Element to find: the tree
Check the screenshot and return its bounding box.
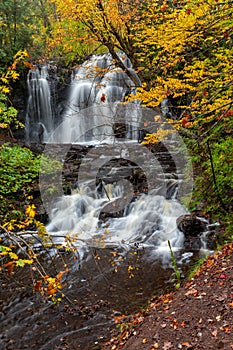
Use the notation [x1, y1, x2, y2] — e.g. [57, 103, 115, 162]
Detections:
[129, 0, 233, 225]
[0, 0, 54, 68]
[0, 50, 32, 131]
[49, 0, 233, 120]
[48, 0, 146, 76]
[131, 0, 233, 121]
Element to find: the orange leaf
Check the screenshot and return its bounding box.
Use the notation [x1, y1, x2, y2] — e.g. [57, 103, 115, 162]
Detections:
[23, 61, 35, 70]
[34, 280, 42, 292]
[172, 319, 178, 329]
[185, 288, 198, 297]
[224, 326, 230, 333]
[160, 4, 167, 11]
[182, 116, 190, 127]
[4, 261, 15, 274]
[56, 268, 68, 282]
[47, 286, 57, 295]
[181, 321, 186, 328]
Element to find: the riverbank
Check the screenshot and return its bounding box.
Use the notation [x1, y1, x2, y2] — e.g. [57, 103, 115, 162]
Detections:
[102, 242, 233, 350]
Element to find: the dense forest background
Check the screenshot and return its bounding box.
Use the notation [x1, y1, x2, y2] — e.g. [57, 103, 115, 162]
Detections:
[0, 0, 232, 255]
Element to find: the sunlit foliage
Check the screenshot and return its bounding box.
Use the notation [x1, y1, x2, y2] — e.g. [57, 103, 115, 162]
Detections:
[0, 50, 31, 129]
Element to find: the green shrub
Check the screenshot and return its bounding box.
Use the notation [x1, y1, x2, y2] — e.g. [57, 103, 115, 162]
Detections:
[0, 143, 41, 221]
[187, 115, 233, 242]
[0, 143, 62, 223]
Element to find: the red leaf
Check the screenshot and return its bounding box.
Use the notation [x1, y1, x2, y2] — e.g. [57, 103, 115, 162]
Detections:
[225, 110, 233, 117]
[100, 93, 106, 102]
[181, 113, 190, 127]
[34, 280, 42, 292]
[219, 273, 227, 279]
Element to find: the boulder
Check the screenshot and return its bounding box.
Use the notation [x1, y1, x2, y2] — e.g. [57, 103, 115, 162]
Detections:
[176, 213, 207, 237]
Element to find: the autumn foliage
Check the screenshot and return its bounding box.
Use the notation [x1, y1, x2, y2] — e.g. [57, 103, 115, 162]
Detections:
[0, 0, 232, 308]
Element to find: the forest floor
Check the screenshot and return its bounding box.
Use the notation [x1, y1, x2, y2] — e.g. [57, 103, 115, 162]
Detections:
[102, 242, 233, 350]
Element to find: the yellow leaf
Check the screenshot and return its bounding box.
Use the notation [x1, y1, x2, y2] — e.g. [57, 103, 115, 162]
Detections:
[9, 252, 18, 260]
[25, 204, 36, 218]
[7, 223, 15, 231]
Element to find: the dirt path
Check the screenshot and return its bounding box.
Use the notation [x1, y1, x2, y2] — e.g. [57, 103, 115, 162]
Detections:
[103, 242, 233, 350]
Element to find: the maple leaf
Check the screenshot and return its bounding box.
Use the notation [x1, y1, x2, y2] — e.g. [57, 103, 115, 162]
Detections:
[9, 252, 18, 260]
[160, 4, 167, 11]
[225, 110, 233, 117]
[223, 326, 230, 333]
[182, 115, 190, 127]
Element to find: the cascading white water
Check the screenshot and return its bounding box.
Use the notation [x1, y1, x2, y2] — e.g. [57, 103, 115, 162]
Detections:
[47, 186, 187, 251]
[43, 141, 190, 259]
[25, 52, 141, 143]
[48, 53, 139, 143]
[32, 52, 194, 260]
[25, 65, 57, 142]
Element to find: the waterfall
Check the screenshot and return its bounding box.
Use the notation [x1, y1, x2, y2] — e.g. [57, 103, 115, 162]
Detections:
[46, 187, 187, 251]
[25, 53, 140, 143]
[47, 53, 139, 143]
[31, 52, 195, 261]
[25, 64, 58, 143]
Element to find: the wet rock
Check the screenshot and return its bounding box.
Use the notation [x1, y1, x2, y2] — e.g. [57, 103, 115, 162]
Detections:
[177, 213, 217, 250]
[176, 214, 207, 237]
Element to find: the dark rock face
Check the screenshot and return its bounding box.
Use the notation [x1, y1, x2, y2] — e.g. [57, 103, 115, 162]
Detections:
[177, 213, 217, 250]
[176, 213, 207, 237]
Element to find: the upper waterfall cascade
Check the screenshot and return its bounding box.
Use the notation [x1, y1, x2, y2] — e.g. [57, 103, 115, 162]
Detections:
[25, 52, 141, 143]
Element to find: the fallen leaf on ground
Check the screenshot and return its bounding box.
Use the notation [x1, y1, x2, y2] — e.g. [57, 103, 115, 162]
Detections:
[163, 341, 172, 349]
[211, 329, 218, 337]
[185, 288, 198, 296]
